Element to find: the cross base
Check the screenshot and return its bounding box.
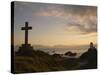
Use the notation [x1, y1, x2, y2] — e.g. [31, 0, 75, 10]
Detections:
[16, 44, 34, 56]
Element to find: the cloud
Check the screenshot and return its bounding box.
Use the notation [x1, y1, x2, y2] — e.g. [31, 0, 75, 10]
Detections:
[64, 13, 97, 34]
[61, 5, 97, 34]
[34, 5, 66, 17]
[33, 4, 97, 34]
[65, 22, 97, 34]
[35, 4, 97, 18]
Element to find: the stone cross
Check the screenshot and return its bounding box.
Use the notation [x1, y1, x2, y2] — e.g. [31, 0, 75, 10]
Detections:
[21, 22, 32, 45]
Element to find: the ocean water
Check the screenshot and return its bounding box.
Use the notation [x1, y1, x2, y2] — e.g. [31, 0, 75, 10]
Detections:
[14, 45, 88, 58]
[35, 47, 88, 57]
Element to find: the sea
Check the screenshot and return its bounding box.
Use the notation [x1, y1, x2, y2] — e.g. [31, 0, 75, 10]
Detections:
[14, 45, 89, 58]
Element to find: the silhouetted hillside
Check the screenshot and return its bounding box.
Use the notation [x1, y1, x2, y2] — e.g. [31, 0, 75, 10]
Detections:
[79, 47, 97, 69]
[14, 42, 97, 73]
[14, 47, 78, 73]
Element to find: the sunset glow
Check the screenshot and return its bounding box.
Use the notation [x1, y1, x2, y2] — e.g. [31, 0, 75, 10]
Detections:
[14, 2, 97, 48]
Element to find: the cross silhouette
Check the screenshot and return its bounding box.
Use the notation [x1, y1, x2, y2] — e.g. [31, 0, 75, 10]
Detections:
[21, 22, 32, 45]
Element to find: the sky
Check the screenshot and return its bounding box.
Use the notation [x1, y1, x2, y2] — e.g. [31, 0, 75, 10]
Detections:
[14, 1, 97, 49]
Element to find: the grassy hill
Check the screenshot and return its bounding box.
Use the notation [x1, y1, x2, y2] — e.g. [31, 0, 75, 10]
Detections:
[14, 49, 79, 73]
[13, 44, 97, 74]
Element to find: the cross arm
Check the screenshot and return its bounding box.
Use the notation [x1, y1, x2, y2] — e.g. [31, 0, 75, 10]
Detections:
[28, 27, 32, 29]
[21, 27, 32, 30]
[21, 27, 25, 30]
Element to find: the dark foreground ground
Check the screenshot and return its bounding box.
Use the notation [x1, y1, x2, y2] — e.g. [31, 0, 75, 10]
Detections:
[13, 45, 97, 74]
